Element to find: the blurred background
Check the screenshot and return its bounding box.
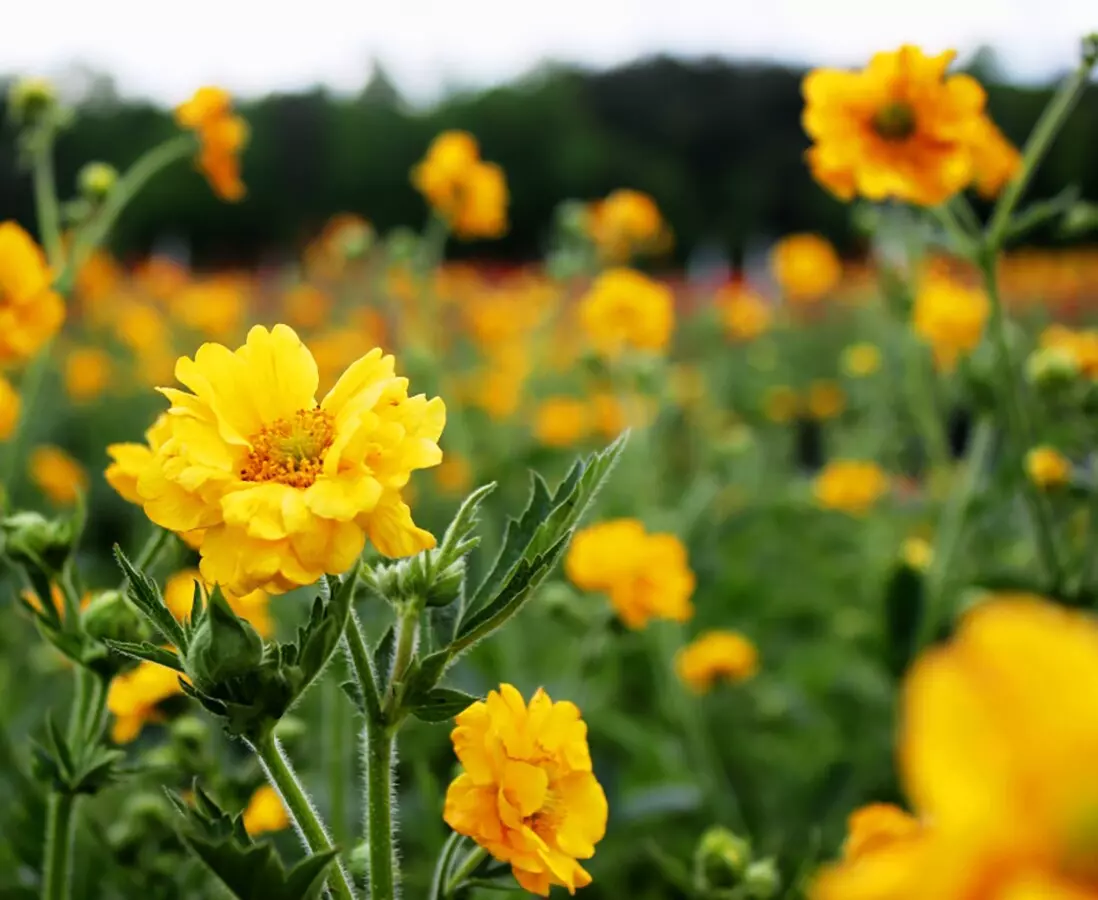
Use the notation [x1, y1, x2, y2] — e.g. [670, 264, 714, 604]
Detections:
[3, 1, 1096, 269]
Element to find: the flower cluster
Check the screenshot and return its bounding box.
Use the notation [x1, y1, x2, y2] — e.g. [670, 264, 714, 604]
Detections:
[412, 131, 509, 239]
[585, 189, 669, 262]
[175, 87, 248, 201]
[578, 268, 675, 357]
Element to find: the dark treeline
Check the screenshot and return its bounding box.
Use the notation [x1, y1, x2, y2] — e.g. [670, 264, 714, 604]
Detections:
[2, 55, 1096, 267]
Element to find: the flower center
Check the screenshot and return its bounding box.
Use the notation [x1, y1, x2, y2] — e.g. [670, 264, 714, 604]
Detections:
[872, 101, 917, 141]
[240, 408, 335, 488]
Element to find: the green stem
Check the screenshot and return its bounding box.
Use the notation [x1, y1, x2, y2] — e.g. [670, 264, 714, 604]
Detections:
[444, 846, 488, 897]
[384, 601, 421, 719]
[343, 613, 383, 721]
[429, 832, 464, 900]
[0, 346, 52, 504]
[252, 736, 355, 900]
[902, 335, 952, 475]
[364, 720, 397, 900]
[31, 126, 63, 270]
[323, 666, 349, 844]
[42, 792, 76, 900]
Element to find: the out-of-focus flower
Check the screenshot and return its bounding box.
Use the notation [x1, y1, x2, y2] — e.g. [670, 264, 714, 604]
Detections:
[64, 347, 112, 403]
[242, 785, 290, 836]
[534, 396, 590, 448]
[8, 76, 57, 126]
[970, 117, 1022, 200]
[0, 221, 65, 363]
[717, 284, 772, 341]
[133, 324, 444, 595]
[107, 660, 186, 744]
[578, 268, 674, 357]
[770, 234, 842, 304]
[282, 284, 332, 332]
[814, 460, 889, 516]
[676, 631, 759, 693]
[22, 583, 92, 619]
[0, 373, 20, 440]
[566, 519, 694, 628]
[75, 251, 123, 326]
[807, 380, 846, 421]
[171, 276, 248, 340]
[802, 46, 988, 206]
[30, 446, 88, 506]
[586, 189, 669, 262]
[443, 684, 607, 896]
[435, 454, 472, 495]
[841, 342, 882, 377]
[78, 162, 118, 201]
[114, 301, 170, 352]
[175, 86, 248, 202]
[763, 386, 801, 424]
[469, 351, 529, 421]
[1026, 446, 1071, 489]
[305, 214, 375, 278]
[134, 256, 189, 303]
[412, 131, 508, 240]
[902, 537, 934, 571]
[163, 569, 273, 638]
[1039, 325, 1098, 379]
[912, 274, 988, 370]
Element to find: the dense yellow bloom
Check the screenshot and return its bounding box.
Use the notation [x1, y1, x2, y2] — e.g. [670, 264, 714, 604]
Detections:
[717, 284, 772, 341]
[566, 519, 695, 629]
[841, 342, 882, 377]
[578, 268, 674, 356]
[106, 414, 170, 505]
[163, 568, 273, 638]
[814, 460, 889, 516]
[802, 46, 988, 206]
[64, 346, 112, 403]
[675, 631, 759, 693]
[412, 131, 509, 240]
[1026, 446, 1071, 489]
[443, 684, 608, 896]
[0, 373, 20, 440]
[0, 221, 65, 363]
[30, 446, 88, 506]
[175, 86, 248, 202]
[912, 275, 988, 370]
[815, 597, 1098, 900]
[107, 660, 185, 744]
[131, 324, 444, 595]
[586, 189, 668, 262]
[970, 117, 1022, 200]
[242, 785, 290, 836]
[282, 284, 332, 332]
[770, 234, 842, 304]
[534, 397, 590, 448]
[763, 385, 801, 424]
[807, 380, 846, 421]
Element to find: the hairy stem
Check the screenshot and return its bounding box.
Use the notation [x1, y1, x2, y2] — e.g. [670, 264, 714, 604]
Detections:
[31, 126, 63, 269]
[364, 721, 397, 900]
[42, 792, 76, 900]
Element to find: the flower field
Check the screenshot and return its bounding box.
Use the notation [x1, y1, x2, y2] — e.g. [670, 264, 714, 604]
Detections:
[3, 37, 1098, 900]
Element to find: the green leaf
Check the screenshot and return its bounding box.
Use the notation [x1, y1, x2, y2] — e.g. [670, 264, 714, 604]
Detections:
[436, 482, 498, 569]
[104, 640, 185, 672]
[1005, 183, 1080, 243]
[410, 687, 480, 723]
[373, 624, 395, 678]
[883, 563, 924, 678]
[113, 545, 187, 651]
[339, 679, 367, 717]
[402, 648, 452, 703]
[293, 573, 356, 701]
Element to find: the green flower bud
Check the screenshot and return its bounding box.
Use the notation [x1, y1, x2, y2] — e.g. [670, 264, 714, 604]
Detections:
[186, 588, 264, 686]
[347, 841, 370, 878]
[694, 826, 751, 890]
[1, 510, 78, 576]
[1026, 345, 1080, 387]
[78, 161, 118, 201]
[8, 76, 56, 126]
[425, 558, 464, 608]
[81, 590, 151, 644]
[743, 858, 781, 899]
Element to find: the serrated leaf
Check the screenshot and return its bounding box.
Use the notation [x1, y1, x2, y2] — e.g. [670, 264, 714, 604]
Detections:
[113, 545, 187, 651]
[373, 624, 395, 678]
[45, 716, 74, 779]
[105, 640, 184, 672]
[883, 564, 924, 678]
[340, 679, 367, 716]
[436, 482, 498, 570]
[403, 648, 452, 702]
[283, 849, 342, 900]
[410, 687, 480, 723]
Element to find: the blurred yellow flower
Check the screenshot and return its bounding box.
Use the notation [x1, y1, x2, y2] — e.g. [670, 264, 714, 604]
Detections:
[841, 342, 882, 377]
[675, 630, 759, 693]
[172, 276, 248, 339]
[814, 460, 889, 516]
[534, 396, 590, 448]
[586, 189, 668, 262]
[30, 445, 88, 506]
[912, 274, 988, 370]
[114, 301, 170, 352]
[717, 284, 772, 341]
[802, 46, 988, 206]
[134, 324, 444, 595]
[763, 385, 801, 424]
[0, 221, 65, 363]
[566, 519, 695, 628]
[770, 234, 841, 304]
[807, 380, 846, 420]
[838, 802, 922, 865]
[242, 785, 290, 836]
[470, 351, 529, 421]
[0, 373, 20, 440]
[175, 86, 248, 202]
[305, 214, 374, 279]
[901, 537, 934, 571]
[107, 659, 185, 744]
[134, 256, 189, 303]
[435, 454, 472, 495]
[75, 251, 123, 325]
[163, 568, 273, 638]
[1026, 446, 1071, 489]
[412, 131, 508, 240]
[1039, 324, 1098, 378]
[64, 346, 112, 403]
[970, 117, 1022, 200]
[282, 283, 332, 332]
[578, 268, 674, 356]
[22, 583, 91, 619]
[443, 684, 607, 897]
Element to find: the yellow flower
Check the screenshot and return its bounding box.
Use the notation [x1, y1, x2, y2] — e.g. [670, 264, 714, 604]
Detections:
[305, 214, 375, 278]
[807, 380, 846, 421]
[802, 46, 988, 206]
[30, 446, 88, 506]
[64, 346, 112, 403]
[106, 414, 170, 506]
[566, 519, 694, 629]
[443, 684, 608, 896]
[107, 659, 185, 744]
[717, 284, 772, 341]
[763, 386, 801, 424]
[1026, 446, 1071, 489]
[770, 234, 841, 304]
[586, 189, 668, 262]
[22, 583, 91, 619]
[912, 274, 988, 370]
[470, 352, 529, 421]
[1039, 324, 1098, 378]
[970, 117, 1022, 200]
[75, 251, 122, 325]
[814, 460, 889, 516]
[0, 221, 65, 363]
[902, 537, 934, 572]
[0, 373, 20, 440]
[172, 276, 248, 340]
[435, 454, 472, 495]
[675, 631, 759, 693]
[452, 161, 508, 240]
[814, 597, 1098, 900]
[282, 284, 332, 332]
[412, 131, 508, 240]
[175, 86, 248, 202]
[114, 301, 170, 352]
[134, 255, 189, 303]
[841, 342, 882, 377]
[534, 397, 590, 449]
[838, 802, 923, 864]
[242, 785, 290, 836]
[134, 324, 444, 595]
[578, 268, 674, 357]
[163, 568, 273, 638]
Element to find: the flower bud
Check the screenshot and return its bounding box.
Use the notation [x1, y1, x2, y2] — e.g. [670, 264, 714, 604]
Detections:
[8, 76, 56, 126]
[78, 161, 118, 201]
[347, 841, 370, 878]
[0, 510, 78, 576]
[743, 858, 781, 899]
[81, 590, 151, 644]
[1026, 345, 1080, 387]
[694, 826, 751, 890]
[186, 588, 264, 686]
[425, 558, 464, 608]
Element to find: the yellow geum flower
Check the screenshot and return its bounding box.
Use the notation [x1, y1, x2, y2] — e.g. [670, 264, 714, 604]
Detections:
[1026, 445, 1071, 489]
[586, 189, 668, 262]
[717, 283, 772, 341]
[106, 414, 171, 506]
[770, 234, 842, 305]
[30, 445, 88, 506]
[0, 373, 20, 440]
[807, 380, 846, 421]
[970, 116, 1022, 200]
[802, 46, 988, 206]
[0, 221, 65, 363]
[534, 397, 590, 449]
[443, 684, 608, 897]
[814, 460, 889, 516]
[133, 325, 444, 595]
[175, 86, 248, 202]
[64, 346, 112, 403]
[841, 342, 882, 378]
[163, 568, 273, 638]
[815, 597, 1098, 900]
[912, 274, 988, 371]
[242, 785, 290, 836]
[107, 659, 185, 744]
[675, 630, 759, 694]
[565, 519, 695, 629]
[412, 131, 509, 240]
[578, 268, 674, 357]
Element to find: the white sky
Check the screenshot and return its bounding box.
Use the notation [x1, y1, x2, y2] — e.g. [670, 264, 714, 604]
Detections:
[4, 0, 1095, 106]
